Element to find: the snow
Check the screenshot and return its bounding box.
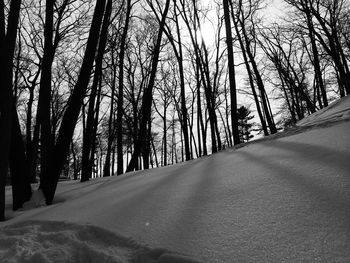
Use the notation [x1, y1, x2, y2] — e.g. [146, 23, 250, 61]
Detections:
[0, 220, 154, 263]
[22, 189, 46, 209]
[297, 95, 350, 127]
[1, 96, 350, 262]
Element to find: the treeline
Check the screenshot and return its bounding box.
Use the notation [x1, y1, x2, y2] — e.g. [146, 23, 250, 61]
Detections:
[0, 0, 349, 220]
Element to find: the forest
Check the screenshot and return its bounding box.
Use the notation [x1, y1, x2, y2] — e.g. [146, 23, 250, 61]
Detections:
[0, 0, 349, 221]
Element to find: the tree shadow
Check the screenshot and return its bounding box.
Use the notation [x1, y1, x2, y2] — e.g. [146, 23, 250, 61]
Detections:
[236, 140, 350, 214]
[260, 140, 350, 175]
[232, 118, 350, 152]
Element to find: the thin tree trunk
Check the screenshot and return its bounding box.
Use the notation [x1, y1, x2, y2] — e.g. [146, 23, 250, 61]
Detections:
[231, 11, 268, 136]
[223, 0, 240, 145]
[142, 119, 152, 169]
[151, 136, 159, 167]
[81, 0, 112, 181]
[116, 0, 132, 175]
[174, 4, 191, 161]
[244, 38, 276, 133]
[89, 76, 103, 179]
[197, 65, 206, 156]
[190, 0, 217, 153]
[201, 52, 218, 153]
[223, 75, 233, 146]
[103, 47, 117, 177]
[111, 145, 116, 176]
[71, 141, 78, 180]
[235, 6, 277, 134]
[305, 4, 328, 107]
[127, 0, 171, 172]
[163, 105, 167, 166]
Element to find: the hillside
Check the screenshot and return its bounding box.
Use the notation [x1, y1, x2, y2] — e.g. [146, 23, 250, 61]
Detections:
[1, 96, 350, 263]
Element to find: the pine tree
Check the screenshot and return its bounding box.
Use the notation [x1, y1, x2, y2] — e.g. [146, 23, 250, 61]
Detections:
[237, 106, 254, 143]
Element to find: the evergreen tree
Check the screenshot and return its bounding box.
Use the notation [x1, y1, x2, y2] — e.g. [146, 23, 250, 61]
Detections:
[237, 106, 254, 143]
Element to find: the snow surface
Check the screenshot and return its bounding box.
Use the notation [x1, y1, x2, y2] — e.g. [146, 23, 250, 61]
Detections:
[297, 95, 350, 127]
[1, 96, 350, 262]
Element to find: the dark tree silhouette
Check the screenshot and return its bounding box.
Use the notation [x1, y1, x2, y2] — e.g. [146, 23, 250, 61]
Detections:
[223, 0, 240, 145]
[40, 0, 110, 204]
[127, 0, 171, 172]
[81, 0, 113, 182]
[0, 0, 30, 220]
[232, 0, 277, 134]
[237, 106, 254, 143]
[115, 0, 133, 176]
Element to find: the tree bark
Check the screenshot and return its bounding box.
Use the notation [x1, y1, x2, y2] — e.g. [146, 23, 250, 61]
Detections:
[223, 0, 240, 145]
[174, 4, 191, 160]
[37, 0, 55, 181]
[303, 1, 328, 107]
[126, 0, 171, 172]
[40, 0, 108, 204]
[10, 104, 32, 210]
[0, 0, 22, 221]
[240, 21, 277, 134]
[116, 0, 132, 175]
[231, 8, 269, 136]
[81, 0, 112, 181]
[103, 44, 117, 177]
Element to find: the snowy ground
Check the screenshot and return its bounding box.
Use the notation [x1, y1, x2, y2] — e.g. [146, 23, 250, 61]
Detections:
[1, 96, 350, 262]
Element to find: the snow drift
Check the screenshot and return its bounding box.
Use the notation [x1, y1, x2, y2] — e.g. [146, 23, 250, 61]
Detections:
[0, 220, 200, 263]
[0, 220, 156, 263]
[1, 95, 350, 262]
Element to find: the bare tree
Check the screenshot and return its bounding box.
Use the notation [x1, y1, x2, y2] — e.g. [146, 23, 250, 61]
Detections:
[231, 0, 277, 134]
[222, 0, 240, 145]
[115, 0, 134, 175]
[127, 0, 171, 172]
[81, 0, 114, 181]
[285, 0, 349, 96]
[40, 0, 110, 204]
[0, 0, 30, 220]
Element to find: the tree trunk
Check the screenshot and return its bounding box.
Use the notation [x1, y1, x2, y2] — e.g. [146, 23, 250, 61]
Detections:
[40, 0, 108, 204]
[81, 0, 112, 181]
[163, 105, 167, 166]
[0, 0, 22, 221]
[200, 41, 218, 152]
[142, 120, 152, 170]
[223, 0, 240, 145]
[308, 1, 350, 96]
[10, 104, 32, 210]
[111, 145, 116, 175]
[197, 64, 207, 156]
[116, 0, 132, 175]
[233, 2, 277, 134]
[37, 0, 55, 181]
[25, 70, 40, 183]
[151, 136, 159, 167]
[223, 75, 233, 146]
[127, 0, 171, 172]
[200, 47, 218, 153]
[174, 5, 191, 161]
[103, 46, 117, 177]
[71, 141, 79, 180]
[231, 10, 269, 136]
[304, 4, 328, 107]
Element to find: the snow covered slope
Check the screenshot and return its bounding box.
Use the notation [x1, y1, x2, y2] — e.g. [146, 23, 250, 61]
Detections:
[297, 95, 350, 127]
[1, 96, 350, 262]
